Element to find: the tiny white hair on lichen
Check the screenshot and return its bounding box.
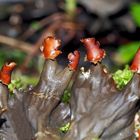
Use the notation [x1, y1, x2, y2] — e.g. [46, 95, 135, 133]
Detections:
[80, 67, 91, 79]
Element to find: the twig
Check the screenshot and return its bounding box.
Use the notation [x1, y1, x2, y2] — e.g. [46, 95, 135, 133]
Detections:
[0, 34, 34, 54]
[20, 13, 66, 40]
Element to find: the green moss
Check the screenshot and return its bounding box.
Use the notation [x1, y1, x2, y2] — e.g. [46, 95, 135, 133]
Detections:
[8, 79, 23, 93]
[8, 73, 38, 94]
[113, 65, 133, 89]
[59, 122, 70, 133]
[61, 89, 71, 103]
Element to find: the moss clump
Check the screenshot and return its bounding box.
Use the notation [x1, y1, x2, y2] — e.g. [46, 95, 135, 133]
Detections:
[113, 65, 133, 89]
[61, 89, 71, 103]
[8, 79, 23, 93]
[59, 122, 70, 133]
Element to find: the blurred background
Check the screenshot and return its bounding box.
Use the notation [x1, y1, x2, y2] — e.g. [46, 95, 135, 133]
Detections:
[0, 0, 140, 75]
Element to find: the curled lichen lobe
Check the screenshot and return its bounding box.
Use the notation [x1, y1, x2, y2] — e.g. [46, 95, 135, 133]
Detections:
[68, 50, 80, 71]
[41, 36, 62, 60]
[130, 48, 140, 73]
[0, 62, 16, 85]
[81, 38, 105, 64]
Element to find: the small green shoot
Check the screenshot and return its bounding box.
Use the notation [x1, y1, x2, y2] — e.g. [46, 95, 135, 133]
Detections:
[65, 0, 77, 18]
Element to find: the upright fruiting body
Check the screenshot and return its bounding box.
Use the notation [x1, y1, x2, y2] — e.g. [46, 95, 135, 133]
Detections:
[23, 36, 80, 140]
[68, 50, 80, 71]
[41, 36, 62, 60]
[0, 62, 16, 85]
[81, 38, 105, 64]
[130, 48, 140, 73]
